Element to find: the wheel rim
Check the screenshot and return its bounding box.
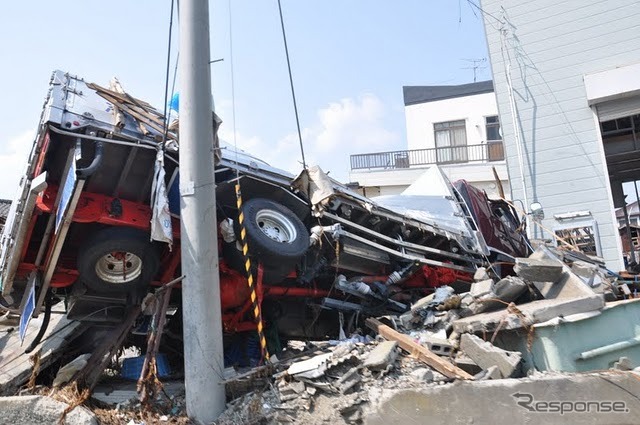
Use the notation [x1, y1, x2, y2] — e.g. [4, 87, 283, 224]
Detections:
[254, 209, 298, 244]
[95, 251, 143, 284]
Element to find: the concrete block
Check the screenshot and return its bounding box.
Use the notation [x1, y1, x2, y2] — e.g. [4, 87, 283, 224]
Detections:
[364, 341, 398, 371]
[454, 354, 482, 376]
[410, 367, 434, 383]
[524, 246, 596, 300]
[420, 336, 453, 357]
[493, 276, 528, 300]
[470, 276, 528, 314]
[514, 257, 564, 282]
[474, 364, 501, 380]
[335, 366, 361, 394]
[0, 395, 97, 425]
[571, 260, 599, 286]
[470, 279, 494, 298]
[279, 381, 306, 402]
[460, 334, 522, 378]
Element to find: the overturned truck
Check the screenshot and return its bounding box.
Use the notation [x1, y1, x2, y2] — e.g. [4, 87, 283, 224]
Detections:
[0, 71, 529, 357]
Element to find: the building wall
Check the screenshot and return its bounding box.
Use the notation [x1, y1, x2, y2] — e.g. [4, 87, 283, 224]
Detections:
[405, 92, 499, 151]
[480, 0, 640, 270]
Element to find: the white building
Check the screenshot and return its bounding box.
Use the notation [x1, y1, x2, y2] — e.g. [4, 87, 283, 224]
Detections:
[349, 81, 510, 198]
[479, 0, 640, 270]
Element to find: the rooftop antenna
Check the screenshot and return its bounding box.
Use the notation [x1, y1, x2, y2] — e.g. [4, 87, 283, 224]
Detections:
[461, 58, 487, 82]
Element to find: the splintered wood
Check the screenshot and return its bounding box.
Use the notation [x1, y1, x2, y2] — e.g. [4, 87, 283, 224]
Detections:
[365, 318, 473, 380]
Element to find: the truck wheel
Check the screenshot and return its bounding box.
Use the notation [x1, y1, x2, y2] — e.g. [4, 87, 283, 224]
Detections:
[77, 227, 160, 294]
[240, 198, 309, 264]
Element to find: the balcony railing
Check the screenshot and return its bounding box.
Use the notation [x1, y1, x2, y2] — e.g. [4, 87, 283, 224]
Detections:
[350, 142, 504, 171]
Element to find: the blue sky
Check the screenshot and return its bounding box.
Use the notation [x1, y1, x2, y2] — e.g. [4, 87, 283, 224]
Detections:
[0, 0, 489, 198]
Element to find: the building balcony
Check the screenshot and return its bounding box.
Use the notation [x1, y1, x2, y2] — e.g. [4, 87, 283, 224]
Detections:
[350, 142, 504, 171]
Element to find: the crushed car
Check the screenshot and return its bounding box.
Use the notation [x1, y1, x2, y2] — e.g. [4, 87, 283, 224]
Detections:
[0, 71, 530, 359]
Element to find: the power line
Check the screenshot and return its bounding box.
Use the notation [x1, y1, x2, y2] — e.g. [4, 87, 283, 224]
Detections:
[277, 0, 307, 170]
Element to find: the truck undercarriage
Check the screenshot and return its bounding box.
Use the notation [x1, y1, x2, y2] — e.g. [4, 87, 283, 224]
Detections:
[0, 71, 530, 357]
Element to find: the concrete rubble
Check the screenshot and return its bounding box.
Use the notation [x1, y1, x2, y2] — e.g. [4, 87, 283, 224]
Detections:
[212, 245, 640, 422]
[0, 395, 98, 425]
[460, 334, 522, 378]
[2, 242, 640, 423]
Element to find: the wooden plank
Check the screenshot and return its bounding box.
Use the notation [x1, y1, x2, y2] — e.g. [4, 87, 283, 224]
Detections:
[95, 91, 166, 135]
[87, 82, 157, 112]
[0, 312, 85, 395]
[88, 82, 166, 126]
[72, 306, 140, 390]
[365, 318, 473, 380]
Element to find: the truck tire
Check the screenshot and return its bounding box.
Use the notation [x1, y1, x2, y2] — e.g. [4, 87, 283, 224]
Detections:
[239, 198, 309, 270]
[77, 227, 160, 294]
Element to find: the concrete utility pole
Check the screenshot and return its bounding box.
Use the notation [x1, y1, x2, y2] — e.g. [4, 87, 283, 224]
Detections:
[178, 0, 225, 422]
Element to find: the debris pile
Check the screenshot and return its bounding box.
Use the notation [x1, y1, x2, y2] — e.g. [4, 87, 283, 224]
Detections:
[213, 245, 640, 423]
[2, 243, 640, 423]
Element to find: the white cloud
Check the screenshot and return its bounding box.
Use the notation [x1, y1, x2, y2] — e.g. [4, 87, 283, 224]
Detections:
[0, 130, 34, 199]
[220, 94, 401, 183]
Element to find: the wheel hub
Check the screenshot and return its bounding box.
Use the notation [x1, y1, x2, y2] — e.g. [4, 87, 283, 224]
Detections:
[255, 209, 297, 244]
[95, 251, 143, 284]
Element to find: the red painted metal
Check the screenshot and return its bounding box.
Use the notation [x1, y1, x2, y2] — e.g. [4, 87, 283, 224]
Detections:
[36, 185, 181, 238]
[16, 263, 78, 288]
[263, 286, 329, 297]
[219, 261, 252, 309]
[401, 265, 473, 289]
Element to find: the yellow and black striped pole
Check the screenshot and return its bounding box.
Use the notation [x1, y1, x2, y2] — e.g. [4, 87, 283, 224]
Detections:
[235, 183, 270, 362]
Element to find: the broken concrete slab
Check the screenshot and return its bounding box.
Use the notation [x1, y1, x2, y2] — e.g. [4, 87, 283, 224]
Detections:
[474, 364, 501, 380]
[363, 341, 398, 371]
[571, 260, 602, 287]
[453, 294, 605, 334]
[460, 334, 521, 378]
[453, 354, 482, 376]
[419, 335, 453, 357]
[0, 395, 97, 424]
[365, 372, 640, 425]
[514, 257, 564, 283]
[526, 246, 597, 300]
[493, 276, 528, 300]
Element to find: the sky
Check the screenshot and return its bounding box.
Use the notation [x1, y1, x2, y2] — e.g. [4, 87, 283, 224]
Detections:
[0, 0, 490, 199]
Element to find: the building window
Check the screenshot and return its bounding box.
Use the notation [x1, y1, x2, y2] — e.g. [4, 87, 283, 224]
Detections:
[554, 223, 601, 257]
[485, 115, 504, 161]
[485, 116, 501, 141]
[434, 120, 467, 163]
